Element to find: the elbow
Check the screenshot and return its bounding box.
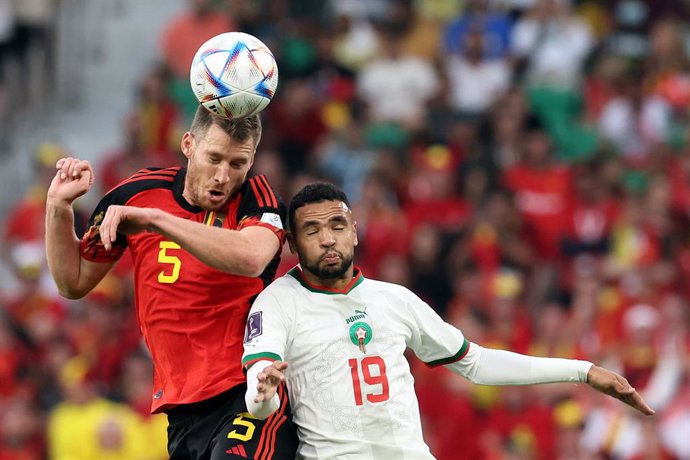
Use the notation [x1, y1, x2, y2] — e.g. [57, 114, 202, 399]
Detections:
[236, 253, 269, 278]
[56, 284, 88, 300]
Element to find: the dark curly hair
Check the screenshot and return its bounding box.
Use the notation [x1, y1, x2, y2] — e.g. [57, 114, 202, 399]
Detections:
[288, 183, 351, 232]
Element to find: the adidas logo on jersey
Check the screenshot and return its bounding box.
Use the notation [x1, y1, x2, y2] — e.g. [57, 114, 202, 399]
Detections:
[226, 444, 247, 457]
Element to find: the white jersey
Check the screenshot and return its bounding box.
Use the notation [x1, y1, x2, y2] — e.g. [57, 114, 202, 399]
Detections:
[242, 267, 469, 460]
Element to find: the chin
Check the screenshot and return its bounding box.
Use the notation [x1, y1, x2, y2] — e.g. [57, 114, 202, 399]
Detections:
[203, 201, 227, 212]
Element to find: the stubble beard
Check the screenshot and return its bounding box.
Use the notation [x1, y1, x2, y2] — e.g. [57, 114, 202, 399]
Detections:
[302, 253, 354, 280]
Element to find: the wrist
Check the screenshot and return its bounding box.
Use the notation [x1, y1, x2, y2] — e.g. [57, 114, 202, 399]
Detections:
[46, 196, 74, 209]
[585, 363, 598, 384]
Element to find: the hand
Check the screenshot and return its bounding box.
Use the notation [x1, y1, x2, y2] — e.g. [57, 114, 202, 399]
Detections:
[47, 157, 95, 205]
[100, 205, 157, 250]
[587, 365, 655, 416]
[254, 361, 288, 404]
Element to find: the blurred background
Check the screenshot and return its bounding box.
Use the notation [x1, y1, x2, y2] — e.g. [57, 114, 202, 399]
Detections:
[1, 0, 690, 458]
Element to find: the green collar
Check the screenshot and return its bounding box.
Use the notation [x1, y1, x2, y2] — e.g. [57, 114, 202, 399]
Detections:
[287, 266, 364, 295]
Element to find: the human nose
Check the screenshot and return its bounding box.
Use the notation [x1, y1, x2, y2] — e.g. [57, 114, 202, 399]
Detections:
[319, 229, 335, 247]
[213, 164, 230, 184]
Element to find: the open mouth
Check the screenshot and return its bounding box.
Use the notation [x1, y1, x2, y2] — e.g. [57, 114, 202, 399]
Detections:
[207, 190, 226, 203]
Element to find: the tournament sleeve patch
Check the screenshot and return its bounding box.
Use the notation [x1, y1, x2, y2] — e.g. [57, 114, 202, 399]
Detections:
[244, 311, 263, 343]
[260, 212, 283, 230]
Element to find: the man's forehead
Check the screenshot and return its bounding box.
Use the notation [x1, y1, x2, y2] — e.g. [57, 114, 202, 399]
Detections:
[297, 200, 351, 219]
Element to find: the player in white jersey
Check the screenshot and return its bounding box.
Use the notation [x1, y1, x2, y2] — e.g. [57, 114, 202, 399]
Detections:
[242, 183, 654, 460]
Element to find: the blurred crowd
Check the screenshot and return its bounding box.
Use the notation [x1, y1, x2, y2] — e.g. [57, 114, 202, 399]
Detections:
[2, 0, 690, 458]
[0, 0, 57, 148]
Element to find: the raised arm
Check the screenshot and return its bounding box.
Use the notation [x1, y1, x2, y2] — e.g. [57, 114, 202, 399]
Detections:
[45, 158, 114, 299]
[98, 206, 281, 277]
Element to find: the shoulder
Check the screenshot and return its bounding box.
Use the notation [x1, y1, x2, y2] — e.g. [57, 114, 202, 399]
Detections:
[256, 275, 299, 302]
[253, 274, 301, 311]
[360, 278, 416, 301]
[264, 272, 302, 295]
[105, 167, 181, 203]
[240, 175, 284, 208]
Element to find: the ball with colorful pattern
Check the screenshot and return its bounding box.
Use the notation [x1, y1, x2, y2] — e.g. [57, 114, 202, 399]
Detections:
[190, 32, 279, 119]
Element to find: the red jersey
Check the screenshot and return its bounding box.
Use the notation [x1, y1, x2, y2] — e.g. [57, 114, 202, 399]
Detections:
[79, 167, 286, 413]
[503, 164, 573, 260]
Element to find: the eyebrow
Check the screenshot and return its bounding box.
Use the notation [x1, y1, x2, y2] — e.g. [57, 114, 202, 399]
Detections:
[300, 215, 348, 229]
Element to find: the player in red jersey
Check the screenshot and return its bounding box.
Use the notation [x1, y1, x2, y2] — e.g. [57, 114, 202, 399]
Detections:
[45, 106, 298, 460]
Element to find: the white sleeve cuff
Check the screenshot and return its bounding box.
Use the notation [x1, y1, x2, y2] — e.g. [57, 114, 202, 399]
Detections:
[245, 360, 281, 420]
[447, 342, 593, 385]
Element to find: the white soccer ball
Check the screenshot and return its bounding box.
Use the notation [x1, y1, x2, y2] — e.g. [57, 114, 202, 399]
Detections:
[190, 32, 279, 119]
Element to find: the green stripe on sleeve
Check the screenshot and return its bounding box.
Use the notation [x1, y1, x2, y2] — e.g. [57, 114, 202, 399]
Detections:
[242, 352, 283, 367]
[425, 338, 470, 368]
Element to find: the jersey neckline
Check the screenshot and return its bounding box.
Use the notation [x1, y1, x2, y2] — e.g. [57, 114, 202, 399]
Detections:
[287, 266, 364, 295]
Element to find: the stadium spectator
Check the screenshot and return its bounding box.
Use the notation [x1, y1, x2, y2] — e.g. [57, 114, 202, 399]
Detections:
[135, 65, 183, 162]
[511, 0, 594, 90]
[598, 72, 671, 163]
[160, 0, 234, 120]
[160, 0, 233, 80]
[98, 112, 162, 195]
[357, 28, 440, 128]
[446, 29, 511, 116]
[443, 0, 513, 59]
[503, 113, 573, 261]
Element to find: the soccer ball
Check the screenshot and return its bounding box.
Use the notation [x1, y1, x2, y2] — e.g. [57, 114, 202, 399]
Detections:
[190, 32, 279, 119]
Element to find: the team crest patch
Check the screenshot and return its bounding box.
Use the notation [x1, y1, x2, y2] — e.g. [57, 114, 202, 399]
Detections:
[244, 311, 263, 343]
[349, 321, 372, 353]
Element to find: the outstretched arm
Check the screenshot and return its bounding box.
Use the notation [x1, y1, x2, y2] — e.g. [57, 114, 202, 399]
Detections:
[450, 344, 654, 416]
[45, 158, 114, 299]
[244, 360, 287, 420]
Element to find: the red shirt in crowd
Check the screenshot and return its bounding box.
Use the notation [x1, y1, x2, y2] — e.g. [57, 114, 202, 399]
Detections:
[504, 165, 573, 260]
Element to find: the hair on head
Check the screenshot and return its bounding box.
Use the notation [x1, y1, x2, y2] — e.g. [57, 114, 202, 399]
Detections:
[288, 183, 350, 232]
[190, 106, 262, 146]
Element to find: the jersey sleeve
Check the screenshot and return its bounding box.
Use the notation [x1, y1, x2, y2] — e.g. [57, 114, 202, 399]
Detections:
[79, 190, 129, 263]
[242, 289, 292, 368]
[402, 287, 470, 367]
[236, 175, 287, 245]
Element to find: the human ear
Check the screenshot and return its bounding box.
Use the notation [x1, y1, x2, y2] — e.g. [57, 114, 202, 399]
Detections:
[180, 132, 194, 159]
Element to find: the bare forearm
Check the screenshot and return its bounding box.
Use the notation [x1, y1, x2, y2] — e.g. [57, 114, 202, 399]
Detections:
[45, 200, 84, 298]
[149, 210, 266, 276]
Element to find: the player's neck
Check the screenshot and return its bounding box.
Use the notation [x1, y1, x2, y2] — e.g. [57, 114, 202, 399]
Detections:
[301, 266, 355, 291]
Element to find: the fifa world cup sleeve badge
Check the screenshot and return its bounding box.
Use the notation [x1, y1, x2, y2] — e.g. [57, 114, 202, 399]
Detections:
[349, 322, 373, 354]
